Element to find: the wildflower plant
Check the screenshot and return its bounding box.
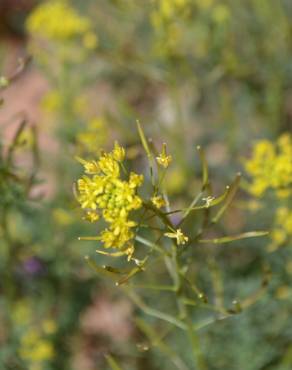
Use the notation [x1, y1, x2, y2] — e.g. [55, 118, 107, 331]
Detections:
[76, 122, 269, 368]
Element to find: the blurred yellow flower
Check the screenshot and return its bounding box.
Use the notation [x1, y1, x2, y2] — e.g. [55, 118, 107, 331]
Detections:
[151, 195, 166, 209]
[41, 90, 62, 113]
[26, 0, 91, 41]
[269, 207, 292, 251]
[112, 141, 126, 162]
[244, 134, 292, 197]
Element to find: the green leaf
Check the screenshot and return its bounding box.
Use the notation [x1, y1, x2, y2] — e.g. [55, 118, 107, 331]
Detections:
[198, 231, 269, 244]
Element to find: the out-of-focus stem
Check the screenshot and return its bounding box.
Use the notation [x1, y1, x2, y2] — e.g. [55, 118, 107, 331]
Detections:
[170, 244, 208, 370]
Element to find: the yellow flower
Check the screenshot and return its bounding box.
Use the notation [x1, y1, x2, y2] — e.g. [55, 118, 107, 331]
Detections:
[84, 211, 100, 223]
[41, 90, 62, 113]
[77, 143, 143, 256]
[99, 219, 136, 249]
[269, 206, 292, 251]
[76, 157, 100, 174]
[151, 195, 166, 208]
[98, 153, 120, 177]
[156, 143, 172, 168]
[26, 0, 91, 41]
[77, 176, 103, 210]
[112, 141, 126, 162]
[244, 134, 292, 197]
[165, 228, 189, 245]
[129, 172, 144, 188]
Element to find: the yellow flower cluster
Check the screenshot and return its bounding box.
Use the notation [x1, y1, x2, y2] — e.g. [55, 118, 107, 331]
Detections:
[12, 300, 56, 370]
[26, 0, 92, 41]
[244, 134, 292, 197]
[270, 207, 292, 251]
[19, 329, 55, 367]
[77, 142, 143, 259]
[156, 143, 172, 168]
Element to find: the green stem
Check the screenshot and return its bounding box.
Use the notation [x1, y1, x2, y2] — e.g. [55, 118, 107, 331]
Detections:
[170, 244, 208, 370]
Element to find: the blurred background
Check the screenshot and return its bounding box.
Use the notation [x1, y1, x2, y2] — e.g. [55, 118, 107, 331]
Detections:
[0, 0, 292, 369]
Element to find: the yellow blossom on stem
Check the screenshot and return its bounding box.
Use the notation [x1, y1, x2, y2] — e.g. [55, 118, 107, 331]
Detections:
[84, 211, 100, 223]
[112, 141, 126, 162]
[156, 143, 172, 168]
[151, 195, 166, 209]
[165, 228, 189, 245]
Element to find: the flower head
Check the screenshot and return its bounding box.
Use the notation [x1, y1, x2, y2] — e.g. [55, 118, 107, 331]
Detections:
[165, 228, 189, 245]
[26, 0, 91, 41]
[112, 141, 126, 162]
[156, 143, 172, 168]
[244, 134, 292, 197]
[76, 143, 143, 258]
[151, 195, 166, 209]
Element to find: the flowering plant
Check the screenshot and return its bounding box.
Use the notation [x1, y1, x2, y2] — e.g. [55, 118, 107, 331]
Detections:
[76, 122, 269, 368]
